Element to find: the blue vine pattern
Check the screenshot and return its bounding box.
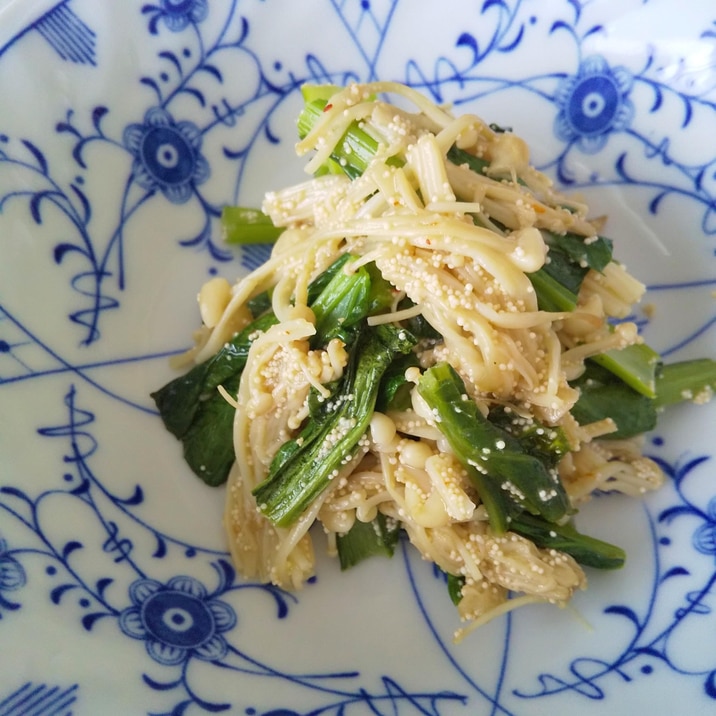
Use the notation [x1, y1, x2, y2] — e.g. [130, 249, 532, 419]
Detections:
[0, 383, 466, 714]
[510, 446, 716, 704]
[1, 0, 715, 713]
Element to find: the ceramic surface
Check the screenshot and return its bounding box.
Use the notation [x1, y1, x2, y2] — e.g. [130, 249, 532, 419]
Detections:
[1, 1, 715, 714]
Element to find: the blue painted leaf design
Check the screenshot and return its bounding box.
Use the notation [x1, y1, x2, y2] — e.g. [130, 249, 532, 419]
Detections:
[675, 455, 710, 483]
[681, 95, 693, 128]
[212, 559, 235, 591]
[29, 190, 60, 224]
[21, 139, 48, 174]
[696, 166, 705, 190]
[153, 534, 167, 558]
[269, 586, 291, 619]
[140, 76, 162, 101]
[69, 476, 91, 495]
[658, 504, 698, 523]
[92, 106, 109, 132]
[0, 486, 33, 504]
[234, 15, 249, 45]
[566, 0, 582, 20]
[61, 540, 83, 559]
[615, 152, 629, 180]
[634, 645, 665, 660]
[222, 145, 246, 159]
[142, 673, 184, 691]
[96, 578, 113, 597]
[660, 566, 690, 582]
[146, 13, 161, 35]
[72, 141, 89, 169]
[0, 592, 22, 611]
[456, 32, 478, 58]
[199, 64, 223, 83]
[604, 604, 642, 628]
[81, 611, 111, 631]
[584, 24, 604, 39]
[499, 24, 524, 52]
[180, 87, 206, 107]
[50, 583, 77, 605]
[116, 484, 144, 506]
[159, 51, 183, 77]
[649, 190, 668, 215]
[71, 183, 91, 224]
[550, 20, 574, 36]
[705, 669, 716, 699]
[650, 84, 663, 112]
[264, 122, 280, 144]
[482, 0, 508, 12]
[192, 694, 231, 713]
[55, 119, 81, 138]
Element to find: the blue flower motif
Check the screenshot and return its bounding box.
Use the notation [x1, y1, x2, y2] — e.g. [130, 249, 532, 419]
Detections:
[0, 537, 26, 594]
[118, 576, 236, 666]
[143, 0, 209, 33]
[554, 55, 634, 154]
[693, 497, 716, 556]
[123, 107, 210, 204]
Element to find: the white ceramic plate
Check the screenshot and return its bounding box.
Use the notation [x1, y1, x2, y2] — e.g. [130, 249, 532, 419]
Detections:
[1, 1, 715, 714]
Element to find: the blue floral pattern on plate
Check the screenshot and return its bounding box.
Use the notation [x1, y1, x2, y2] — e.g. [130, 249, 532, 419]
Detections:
[0, 1, 714, 714]
[124, 107, 210, 204]
[554, 55, 634, 153]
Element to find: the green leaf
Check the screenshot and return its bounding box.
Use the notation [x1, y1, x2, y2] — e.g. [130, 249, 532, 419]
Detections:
[488, 406, 571, 470]
[446, 572, 465, 605]
[542, 230, 613, 273]
[336, 513, 401, 570]
[254, 324, 417, 526]
[221, 206, 283, 245]
[654, 358, 716, 408]
[570, 361, 657, 439]
[511, 512, 625, 570]
[417, 363, 571, 532]
[591, 342, 661, 398]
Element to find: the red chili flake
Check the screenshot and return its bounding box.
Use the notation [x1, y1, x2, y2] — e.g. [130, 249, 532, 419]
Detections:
[323, 103, 333, 112]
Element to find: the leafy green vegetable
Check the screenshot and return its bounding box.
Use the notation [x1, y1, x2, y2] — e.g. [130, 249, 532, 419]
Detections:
[446, 573, 466, 605]
[542, 230, 613, 274]
[653, 358, 716, 408]
[571, 361, 657, 439]
[152, 311, 279, 441]
[591, 342, 661, 399]
[375, 352, 420, 413]
[298, 99, 384, 179]
[336, 512, 401, 570]
[446, 145, 491, 176]
[528, 264, 581, 312]
[417, 362, 572, 533]
[397, 297, 442, 341]
[253, 323, 417, 526]
[529, 231, 614, 312]
[510, 512, 625, 570]
[151, 254, 389, 487]
[488, 406, 571, 470]
[310, 260, 395, 347]
[572, 356, 716, 440]
[221, 206, 283, 245]
[301, 83, 342, 104]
